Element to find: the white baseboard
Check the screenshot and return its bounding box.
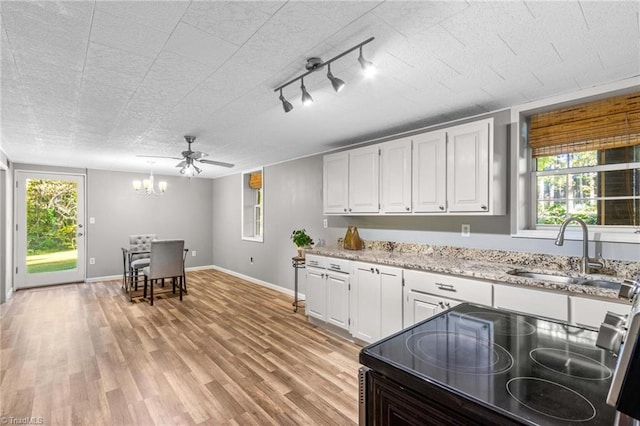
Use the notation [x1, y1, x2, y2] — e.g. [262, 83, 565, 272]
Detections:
[85, 265, 216, 284]
[212, 265, 305, 300]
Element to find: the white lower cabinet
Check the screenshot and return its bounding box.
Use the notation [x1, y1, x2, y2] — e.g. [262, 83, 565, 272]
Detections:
[350, 262, 403, 344]
[326, 270, 349, 329]
[305, 256, 350, 330]
[493, 284, 569, 322]
[306, 266, 327, 321]
[405, 291, 461, 326]
[403, 269, 492, 327]
[570, 296, 630, 329]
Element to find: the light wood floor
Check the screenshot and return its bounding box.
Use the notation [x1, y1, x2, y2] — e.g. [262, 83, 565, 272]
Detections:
[0, 270, 362, 425]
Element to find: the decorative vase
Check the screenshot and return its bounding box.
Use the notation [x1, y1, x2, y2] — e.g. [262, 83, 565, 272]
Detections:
[297, 247, 305, 259]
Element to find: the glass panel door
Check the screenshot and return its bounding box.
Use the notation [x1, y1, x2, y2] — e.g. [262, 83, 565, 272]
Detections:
[15, 172, 85, 288]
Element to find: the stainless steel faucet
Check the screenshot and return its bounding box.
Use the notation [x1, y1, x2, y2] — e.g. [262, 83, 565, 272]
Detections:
[555, 216, 603, 274]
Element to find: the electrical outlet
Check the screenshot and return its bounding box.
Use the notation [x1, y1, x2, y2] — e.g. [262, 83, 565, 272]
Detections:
[191, 250, 196, 257]
[461, 224, 471, 237]
[89, 217, 95, 224]
[323, 219, 328, 228]
[89, 257, 95, 265]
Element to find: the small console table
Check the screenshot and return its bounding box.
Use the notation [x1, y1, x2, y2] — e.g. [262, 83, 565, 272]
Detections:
[291, 256, 305, 312]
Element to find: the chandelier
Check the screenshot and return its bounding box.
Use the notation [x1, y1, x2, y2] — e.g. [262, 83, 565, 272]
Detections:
[132, 170, 166, 196]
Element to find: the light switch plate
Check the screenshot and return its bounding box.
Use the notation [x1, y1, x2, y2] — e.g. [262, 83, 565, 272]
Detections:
[461, 224, 471, 237]
[192, 250, 196, 257]
[323, 219, 328, 228]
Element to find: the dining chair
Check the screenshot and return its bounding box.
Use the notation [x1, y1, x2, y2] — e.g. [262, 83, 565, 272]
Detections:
[142, 239, 185, 305]
[126, 234, 156, 291]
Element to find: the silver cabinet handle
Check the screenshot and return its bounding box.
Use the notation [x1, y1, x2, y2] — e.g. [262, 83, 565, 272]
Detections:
[348, 208, 352, 212]
[436, 282, 456, 292]
[481, 205, 488, 210]
[405, 207, 410, 211]
[439, 205, 445, 210]
[344, 208, 347, 212]
[78, 232, 83, 237]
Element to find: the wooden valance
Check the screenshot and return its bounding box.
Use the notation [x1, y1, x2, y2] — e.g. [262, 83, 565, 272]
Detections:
[529, 92, 640, 157]
[249, 171, 262, 189]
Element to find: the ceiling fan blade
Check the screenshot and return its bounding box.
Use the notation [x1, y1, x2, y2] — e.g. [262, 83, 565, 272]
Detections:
[137, 154, 182, 160]
[189, 151, 208, 160]
[198, 159, 235, 168]
[175, 160, 186, 168]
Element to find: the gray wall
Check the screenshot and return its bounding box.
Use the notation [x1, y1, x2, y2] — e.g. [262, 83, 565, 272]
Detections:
[212, 155, 347, 292]
[87, 169, 214, 278]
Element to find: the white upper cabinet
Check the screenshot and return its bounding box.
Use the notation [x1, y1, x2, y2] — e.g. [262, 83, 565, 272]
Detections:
[323, 116, 505, 215]
[381, 137, 412, 213]
[447, 119, 491, 213]
[323, 152, 349, 214]
[323, 145, 379, 214]
[412, 130, 447, 213]
[348, 145, 380, 213]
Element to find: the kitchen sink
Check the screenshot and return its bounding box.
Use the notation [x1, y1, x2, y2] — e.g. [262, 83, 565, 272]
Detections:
[507, 270, 621, 289]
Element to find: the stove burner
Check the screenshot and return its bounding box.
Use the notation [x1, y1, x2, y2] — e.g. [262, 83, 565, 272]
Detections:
[406, 331, 513, 375]
[506, 377, 596, 422]
[530, 348, 612, 380]
[460, 311, 535, 336]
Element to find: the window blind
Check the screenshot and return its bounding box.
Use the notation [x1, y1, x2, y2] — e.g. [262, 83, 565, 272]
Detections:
[529, 92, 640, 158]
[249, 171, 262, 189]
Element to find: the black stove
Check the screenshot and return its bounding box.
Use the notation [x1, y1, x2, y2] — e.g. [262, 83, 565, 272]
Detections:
[360, 303, 619, 425]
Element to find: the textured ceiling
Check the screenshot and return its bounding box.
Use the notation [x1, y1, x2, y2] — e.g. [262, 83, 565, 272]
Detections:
[1, 1, 639, 178]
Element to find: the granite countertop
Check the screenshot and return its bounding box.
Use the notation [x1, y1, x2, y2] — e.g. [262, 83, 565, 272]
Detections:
[308, 245, 631, 300]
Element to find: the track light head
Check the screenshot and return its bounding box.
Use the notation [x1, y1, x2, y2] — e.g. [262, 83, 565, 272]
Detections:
[279, 90, 293, 113]
[327, 64, 345, 93]
[300, 79, 313, 106]
[358, 46, 376, 77]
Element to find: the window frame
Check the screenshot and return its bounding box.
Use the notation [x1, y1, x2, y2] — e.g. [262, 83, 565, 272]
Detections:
[510, 79, 640, 244]
[241, 168, 264, 243]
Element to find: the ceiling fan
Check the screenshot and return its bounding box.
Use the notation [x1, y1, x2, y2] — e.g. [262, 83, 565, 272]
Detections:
[138, 135, 234, 176]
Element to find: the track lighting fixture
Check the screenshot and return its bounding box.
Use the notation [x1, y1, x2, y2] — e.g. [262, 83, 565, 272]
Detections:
[279, 89, 293, 113]
[273, 37, 375, 113]
[327, 64, 345, 93]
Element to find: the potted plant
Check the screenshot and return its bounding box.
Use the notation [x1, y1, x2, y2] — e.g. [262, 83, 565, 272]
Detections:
[291, 229, 314, 258]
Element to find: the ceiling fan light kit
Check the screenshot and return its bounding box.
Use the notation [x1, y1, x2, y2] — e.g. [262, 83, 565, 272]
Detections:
[273, 37, 375, 113]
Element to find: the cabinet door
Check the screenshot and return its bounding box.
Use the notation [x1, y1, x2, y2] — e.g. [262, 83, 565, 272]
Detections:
[306, 267, 326, 321]
[447, 119, 490, 212]
[352, 265, 382, 343]
[405, 291, 441, 327]
[326, 272, 349, 330]
[380, 266, 403, 338]
[381, 138, 412, 213]
[412, 130, 447, 213]
[323, 152, 349, 214]
[348, 145, 380, 213]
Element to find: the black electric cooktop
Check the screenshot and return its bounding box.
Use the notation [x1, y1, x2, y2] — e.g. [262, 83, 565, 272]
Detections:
[360, 303, 618, 425]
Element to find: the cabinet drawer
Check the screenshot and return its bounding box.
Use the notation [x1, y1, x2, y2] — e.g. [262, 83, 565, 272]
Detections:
[305, 255, 326, 269]
[570, 296, 631, 329]
[404, 269, 492, 305]
[494, 284, 568, 322]
[326, 258, 350, 273]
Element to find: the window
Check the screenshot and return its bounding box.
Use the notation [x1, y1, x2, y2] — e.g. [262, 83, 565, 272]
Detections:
[241, 169, 263, 242]
[527, 91, 640, 231]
